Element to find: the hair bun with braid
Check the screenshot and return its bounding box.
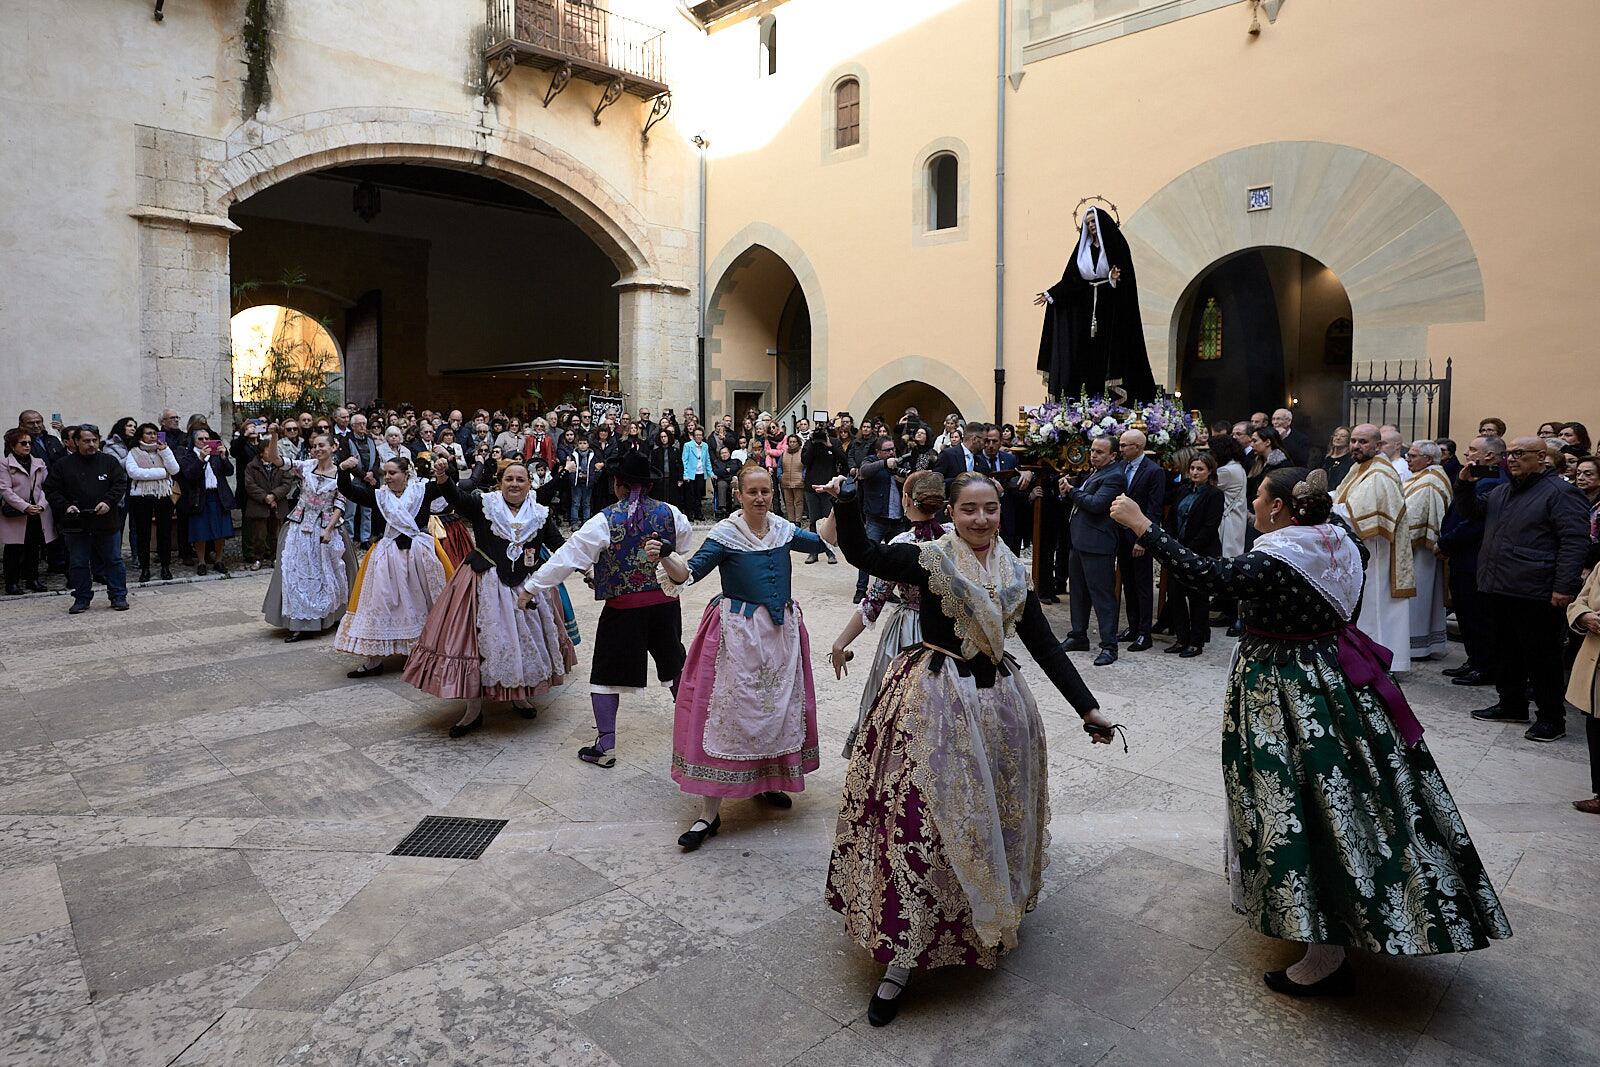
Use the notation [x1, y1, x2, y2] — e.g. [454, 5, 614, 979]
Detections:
[1288, 467, 1333, 525]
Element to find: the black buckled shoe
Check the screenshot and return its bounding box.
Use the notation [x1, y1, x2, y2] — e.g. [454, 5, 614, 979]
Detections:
[1092, 648, 1117, 667]
[1263, 960, 1355, 998]
[677, 815, 720, 851]
[1179, 645, 1204, 659]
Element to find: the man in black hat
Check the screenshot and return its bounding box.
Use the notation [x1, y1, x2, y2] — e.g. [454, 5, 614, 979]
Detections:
[519, 449, 692, 768]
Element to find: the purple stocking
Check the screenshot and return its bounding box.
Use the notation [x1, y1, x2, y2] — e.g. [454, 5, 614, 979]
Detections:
[590, 693, 619, 751]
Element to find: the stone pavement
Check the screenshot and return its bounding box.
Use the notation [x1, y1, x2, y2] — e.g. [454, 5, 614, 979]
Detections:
[1, 561, 1596, 1066]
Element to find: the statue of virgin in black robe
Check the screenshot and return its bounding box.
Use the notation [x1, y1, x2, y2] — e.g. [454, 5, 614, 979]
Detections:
[1034, 207, 1156, 403]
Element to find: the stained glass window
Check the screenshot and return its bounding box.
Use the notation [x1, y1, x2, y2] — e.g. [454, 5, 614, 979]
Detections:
[1198, 296, 1222, 361]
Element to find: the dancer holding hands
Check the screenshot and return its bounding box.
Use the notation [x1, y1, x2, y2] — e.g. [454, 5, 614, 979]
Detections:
[816, 470, 1115, 1026]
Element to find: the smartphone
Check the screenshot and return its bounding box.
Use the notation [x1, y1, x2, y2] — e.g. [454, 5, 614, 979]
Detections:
[157, 431, 167, 445]
[50, 413, 61, 425]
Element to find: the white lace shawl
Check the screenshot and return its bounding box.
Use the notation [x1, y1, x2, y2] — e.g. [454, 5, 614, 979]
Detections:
[481, 490, 548, 561]
[1251, 523, 1364, 623]
[375, 478, 428, 541]
[705, 511, 795, 552]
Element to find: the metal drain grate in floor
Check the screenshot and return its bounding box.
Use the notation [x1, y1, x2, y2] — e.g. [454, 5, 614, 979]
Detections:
[389, 816, 508, 860]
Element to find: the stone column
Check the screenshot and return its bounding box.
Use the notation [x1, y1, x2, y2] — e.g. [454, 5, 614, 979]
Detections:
[616, 281, 697, 415]
[133, 125, 237, 427]
[134, 212, 237, 426]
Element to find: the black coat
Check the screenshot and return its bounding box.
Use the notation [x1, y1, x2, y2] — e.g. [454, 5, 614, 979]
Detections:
[43, 451, 128, 533]
[1279, 428, 1313, 468]
[176, 450, 236, 516]
[932, 444, 979, 489]
[1459, 468, 1590, 600]
[1119, 456, 1166, 548]
[1173, 482, 1224, 557]
[801, 437, 843, 485]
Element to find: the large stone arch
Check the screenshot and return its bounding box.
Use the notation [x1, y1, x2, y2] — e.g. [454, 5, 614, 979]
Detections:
[704, 223, 830, 418]
[135, 108, 695, 423]
[203, 109, 660, 280]
[1123, 141, 1485, 385]
[845, 355, 987, 425]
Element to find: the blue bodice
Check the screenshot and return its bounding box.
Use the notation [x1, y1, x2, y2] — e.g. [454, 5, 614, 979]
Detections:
[686, 530, 826, 624]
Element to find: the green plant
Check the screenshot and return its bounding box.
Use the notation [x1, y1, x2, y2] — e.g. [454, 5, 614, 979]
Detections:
[242, 0, 273, 119]
[230, 272, 342, 424]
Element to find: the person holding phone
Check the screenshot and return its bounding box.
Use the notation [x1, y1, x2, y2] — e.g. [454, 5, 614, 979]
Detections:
[177, 428, 235, 576]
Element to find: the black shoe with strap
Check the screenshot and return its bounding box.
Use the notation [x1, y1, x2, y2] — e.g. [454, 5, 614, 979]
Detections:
[347, 662, 385, 679]
[1093, 648, 1117, 667]
[578, 732, 617, 768]
[677, 814, 720, 851]
[1263, 960, 1355, 998]
[867, 976, 907, 1027]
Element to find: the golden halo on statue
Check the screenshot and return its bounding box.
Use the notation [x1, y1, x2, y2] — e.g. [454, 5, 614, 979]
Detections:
[1072, 196, 1121, 229]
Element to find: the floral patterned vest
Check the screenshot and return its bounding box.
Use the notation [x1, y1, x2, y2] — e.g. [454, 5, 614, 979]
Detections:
[592, 498, 675, 600]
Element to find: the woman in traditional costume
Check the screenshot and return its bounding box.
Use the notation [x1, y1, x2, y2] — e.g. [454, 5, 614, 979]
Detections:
[262, 429, 359, 642]
[1108, 467, 1512, 996]
[824, 470, 948, 757]
[404, 460, 575, 737]
[817, 471, 1115, 1027]
[649, 463, 827, 850]
[333, 456, 453, 679]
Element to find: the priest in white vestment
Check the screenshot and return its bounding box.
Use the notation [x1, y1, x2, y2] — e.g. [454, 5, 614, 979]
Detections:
[1403, 440, 1453, 660]
[1334, 425, 1416, 671]
[1381, 425, 1412, 482]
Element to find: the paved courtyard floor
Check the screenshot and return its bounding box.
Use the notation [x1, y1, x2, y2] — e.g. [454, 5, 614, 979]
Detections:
[1, 559, 1596, 1066]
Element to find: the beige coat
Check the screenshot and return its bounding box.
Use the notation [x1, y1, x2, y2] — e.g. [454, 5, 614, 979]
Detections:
[1566, 565, 1600, 715]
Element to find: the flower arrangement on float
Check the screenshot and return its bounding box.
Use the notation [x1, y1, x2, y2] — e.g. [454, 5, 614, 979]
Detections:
[1015, 391, 1198, 471]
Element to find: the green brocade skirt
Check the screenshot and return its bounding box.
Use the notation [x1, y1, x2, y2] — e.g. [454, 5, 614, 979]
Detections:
[1223, 635, 1512, 954]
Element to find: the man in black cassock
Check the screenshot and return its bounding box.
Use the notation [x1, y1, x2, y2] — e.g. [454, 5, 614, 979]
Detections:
[1034, 207, 1157, 403]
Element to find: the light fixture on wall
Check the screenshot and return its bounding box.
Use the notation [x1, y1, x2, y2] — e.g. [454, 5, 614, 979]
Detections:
[1248, 0, 1262, 35]
[352, 180, 381, 223]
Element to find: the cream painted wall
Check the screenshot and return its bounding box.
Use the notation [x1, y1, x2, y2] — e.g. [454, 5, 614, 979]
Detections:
[696, 0, 1598, 438]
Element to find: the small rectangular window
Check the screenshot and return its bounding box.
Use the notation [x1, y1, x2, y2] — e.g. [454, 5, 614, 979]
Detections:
[835, 79, 860, 149]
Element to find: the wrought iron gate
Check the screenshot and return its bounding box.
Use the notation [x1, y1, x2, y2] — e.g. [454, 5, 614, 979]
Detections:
[1342, 358, 1453, 442]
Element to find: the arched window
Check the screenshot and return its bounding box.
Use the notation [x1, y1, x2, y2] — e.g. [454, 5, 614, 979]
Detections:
[834, 78, 860, 149]
[927, 153, 957, 231]
[758, 15, 777, 77]
[1198, 296, 1222, 361]
[1324, 316, 1353, 366]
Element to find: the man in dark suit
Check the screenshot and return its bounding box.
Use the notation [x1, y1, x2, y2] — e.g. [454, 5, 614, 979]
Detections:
[1272, 408, 1313, 467]
[933, 426, 983, 491]
[978, 424, 1027, 553]
[852, 436, 906, 601]
[1060, 436, 1125, 666]
[1116, 429, 1164, 651]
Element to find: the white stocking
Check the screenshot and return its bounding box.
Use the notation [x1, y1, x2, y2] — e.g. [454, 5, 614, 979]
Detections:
[699, 797, 722, 825]
[364, 655, 383, 670]
[1285, 943, 1346, 985]
[456, 698, 483, 728]
[877, 963, 910, 1001]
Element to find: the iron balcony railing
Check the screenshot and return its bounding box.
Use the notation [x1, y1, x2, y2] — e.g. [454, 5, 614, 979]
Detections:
[487, 0, 667, 91]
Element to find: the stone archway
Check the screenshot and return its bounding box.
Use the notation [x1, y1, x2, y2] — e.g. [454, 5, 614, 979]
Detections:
[704, 223, 830, 419]
[1122, 141, 1485, 388]
[845, 355, 987, 425]
[133, 108, 693, 422]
